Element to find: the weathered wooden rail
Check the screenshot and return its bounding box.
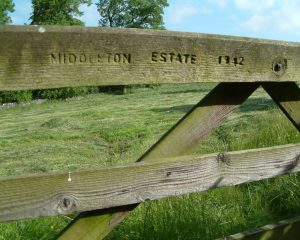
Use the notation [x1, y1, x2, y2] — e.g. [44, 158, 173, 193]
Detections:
[221, 216, 300, 240]
[0, 25, 300, 240]
[1, 25, 300, 90]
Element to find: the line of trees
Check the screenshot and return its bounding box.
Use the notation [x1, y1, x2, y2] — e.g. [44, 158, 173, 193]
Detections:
[0, 0, 168, 103]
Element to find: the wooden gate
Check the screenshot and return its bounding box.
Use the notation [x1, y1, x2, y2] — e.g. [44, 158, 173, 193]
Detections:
[0, 25, 299, 239]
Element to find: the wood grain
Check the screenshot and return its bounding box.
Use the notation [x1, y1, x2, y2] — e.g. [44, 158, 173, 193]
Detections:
[221, 216, 300, 240]
[58, 82, 259, 239]
[262, 82, 300, 131]
[1, 25, 300, 90]
[1, 144, 299, 223]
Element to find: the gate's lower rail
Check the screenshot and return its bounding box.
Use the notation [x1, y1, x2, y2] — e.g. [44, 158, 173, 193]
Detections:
[221, 216, 300, 240]
[1, 143, 299, 223]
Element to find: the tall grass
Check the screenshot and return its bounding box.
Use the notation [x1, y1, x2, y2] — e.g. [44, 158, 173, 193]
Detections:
[107, 174, 300, 240]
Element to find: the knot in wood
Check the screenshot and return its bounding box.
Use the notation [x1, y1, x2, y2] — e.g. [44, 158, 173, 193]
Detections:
[217, 153, 231, 166]
[57, 196, 77, 213]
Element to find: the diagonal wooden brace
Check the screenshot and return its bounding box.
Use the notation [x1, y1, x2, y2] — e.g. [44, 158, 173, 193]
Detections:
[262, 82, 300, 131]
[57, 82, 260, 240]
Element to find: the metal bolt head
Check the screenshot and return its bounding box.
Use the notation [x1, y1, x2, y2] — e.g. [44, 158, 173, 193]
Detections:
[272, 58, 287, 76]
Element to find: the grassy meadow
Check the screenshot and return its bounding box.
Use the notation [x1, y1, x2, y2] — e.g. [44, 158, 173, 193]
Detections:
[0, 83, 299, 239]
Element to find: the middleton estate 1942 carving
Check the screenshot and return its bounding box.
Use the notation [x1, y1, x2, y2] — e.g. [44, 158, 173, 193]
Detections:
[51, 52, 132, 64]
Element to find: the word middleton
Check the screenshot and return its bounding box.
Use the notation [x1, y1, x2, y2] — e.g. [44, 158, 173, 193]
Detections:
[50, 52, 131, 64]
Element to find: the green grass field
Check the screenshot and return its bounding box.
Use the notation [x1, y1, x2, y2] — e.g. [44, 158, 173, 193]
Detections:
[0, 83, 299, 239]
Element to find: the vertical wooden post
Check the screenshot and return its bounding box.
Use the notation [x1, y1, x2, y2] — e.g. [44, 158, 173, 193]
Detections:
[58, 83, 260, 240]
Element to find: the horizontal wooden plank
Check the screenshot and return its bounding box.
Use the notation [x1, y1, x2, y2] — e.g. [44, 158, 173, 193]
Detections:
[0, 144, 299, 222]
[0, 25, 300, 90]
[221, 216, 300, 240]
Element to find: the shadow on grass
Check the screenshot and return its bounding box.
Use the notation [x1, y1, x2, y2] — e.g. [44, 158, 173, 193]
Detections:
[161, 88, 211, 95]
[160, 83, 217, 95]
[151, 98, 275, 115]
[151, 104, 194, 113]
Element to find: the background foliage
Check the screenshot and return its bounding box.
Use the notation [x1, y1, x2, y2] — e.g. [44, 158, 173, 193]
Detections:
[0, 0, 14, 24]
[97, 0, 168, 29]
[30, 0, 91, 25]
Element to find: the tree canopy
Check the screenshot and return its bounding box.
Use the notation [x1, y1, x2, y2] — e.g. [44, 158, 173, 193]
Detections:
[30, 0, 91, 25]
[0, 0, 14, 24]
[97, 0, 168, 29]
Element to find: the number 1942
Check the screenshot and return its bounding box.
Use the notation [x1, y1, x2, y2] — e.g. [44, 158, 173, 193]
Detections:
[218, 56, 244, 66]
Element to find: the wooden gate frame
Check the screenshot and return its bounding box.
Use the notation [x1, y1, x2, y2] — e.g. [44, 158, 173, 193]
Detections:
[57, 82, 300, 239]
[0, 26, 299, 240]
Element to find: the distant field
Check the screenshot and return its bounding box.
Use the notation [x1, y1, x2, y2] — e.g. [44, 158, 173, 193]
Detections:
[0, 83, 299, 239]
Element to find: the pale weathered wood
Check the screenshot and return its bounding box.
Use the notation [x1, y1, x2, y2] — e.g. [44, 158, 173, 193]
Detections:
[0, 25, 300, 90]
[221, 216, 300, 240]
[58, 82, 259, 239]
[1, 144, 299, 223]
[262, 82, 300, 131]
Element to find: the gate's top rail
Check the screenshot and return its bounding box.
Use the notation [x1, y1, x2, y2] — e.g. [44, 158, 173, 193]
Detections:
[0, 25, 299, 90]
